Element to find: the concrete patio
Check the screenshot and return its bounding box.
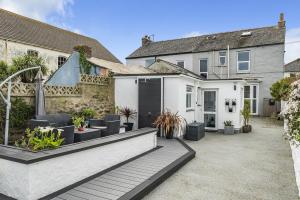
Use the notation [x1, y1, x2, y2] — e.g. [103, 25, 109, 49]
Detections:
[143, 118, 299, 200]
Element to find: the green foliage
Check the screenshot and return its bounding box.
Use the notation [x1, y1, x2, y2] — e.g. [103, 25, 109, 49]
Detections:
[224, 120, 233, 126]
[74, 45, 92, 74]
[241, 100, 251, 126]
[15, 128, 64, 152]
[12, 54, 48, 83]
[0, 61, 11, 81]
[0, 98, 34, 130]
[72, 116, 85, 128]
[270, 77, 297, 101]
[81, 108, 96, 119]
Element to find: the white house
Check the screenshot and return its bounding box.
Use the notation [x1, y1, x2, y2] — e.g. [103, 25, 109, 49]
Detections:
[126, 14, 286, 116]
[115, 59, 246, 135]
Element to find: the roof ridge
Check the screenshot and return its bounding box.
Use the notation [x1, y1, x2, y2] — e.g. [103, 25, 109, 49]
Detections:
[285, 58, 300, 66]
[149, 25, 278, 44]
[0, 8, 96, 41]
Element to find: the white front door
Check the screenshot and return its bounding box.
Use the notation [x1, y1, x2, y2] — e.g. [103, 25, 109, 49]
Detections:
[203, 90, 217, 130]
[244, 84, 259, 115]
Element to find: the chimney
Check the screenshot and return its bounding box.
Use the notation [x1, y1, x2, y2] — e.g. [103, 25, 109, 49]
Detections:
[142, 35, 152, 47]
[278, 13, 286, 28]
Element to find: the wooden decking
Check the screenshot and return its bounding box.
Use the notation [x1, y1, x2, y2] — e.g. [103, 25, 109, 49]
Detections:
[51, 139, 194, 200]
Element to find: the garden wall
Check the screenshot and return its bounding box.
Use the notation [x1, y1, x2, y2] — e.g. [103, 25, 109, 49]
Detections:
[1, 75, 115, 118]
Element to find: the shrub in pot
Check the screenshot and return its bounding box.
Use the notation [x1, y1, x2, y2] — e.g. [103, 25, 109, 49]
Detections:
[224, 120, 234, 135]
[72, 116, 85, 131]
[119, 107, 136, 131]
[153, 110, 182, 139]
[241, 99, 252, 133]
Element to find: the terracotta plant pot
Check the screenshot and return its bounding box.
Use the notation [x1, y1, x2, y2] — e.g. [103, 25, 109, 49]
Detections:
[78, 127, 84, 131]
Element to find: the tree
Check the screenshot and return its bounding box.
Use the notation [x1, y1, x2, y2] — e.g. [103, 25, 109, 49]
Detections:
[11, 54, 48, 83]
[270, 77, 298, 101]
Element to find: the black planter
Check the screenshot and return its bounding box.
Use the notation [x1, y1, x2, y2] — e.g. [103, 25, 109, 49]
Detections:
[165, 128, 174, 139]
[242, 125, 251, 133]
[124, 122, 134, 131]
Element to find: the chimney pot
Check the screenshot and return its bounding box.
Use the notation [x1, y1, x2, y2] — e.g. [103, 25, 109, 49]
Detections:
[278, 13, 286, 28]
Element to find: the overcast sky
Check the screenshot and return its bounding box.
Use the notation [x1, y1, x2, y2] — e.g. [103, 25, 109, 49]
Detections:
[0, 0, 300, 63]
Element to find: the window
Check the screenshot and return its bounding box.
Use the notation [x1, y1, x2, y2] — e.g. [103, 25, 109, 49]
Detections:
[219, 51, 226, 66]
[58, 56, 67, 68]
[186, 86, 193, 110]
[244, 84, 259, 115]
[176, 60, 185, 68]
[145, 59, 155, 67]
[199, 58, 208, 79]
[27, 50, 38, 57]
[237, 51, 250, 72]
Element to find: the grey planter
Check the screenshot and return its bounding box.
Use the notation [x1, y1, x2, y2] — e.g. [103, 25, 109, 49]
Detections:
[224, 126, 234, 135]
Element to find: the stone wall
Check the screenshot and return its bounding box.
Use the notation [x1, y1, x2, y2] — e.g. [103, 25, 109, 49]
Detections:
[1, 77, 115, 118]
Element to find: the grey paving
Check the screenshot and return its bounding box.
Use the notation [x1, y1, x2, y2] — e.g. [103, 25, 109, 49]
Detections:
[143, 118, 299, 200]
[53, 139, 188, 200]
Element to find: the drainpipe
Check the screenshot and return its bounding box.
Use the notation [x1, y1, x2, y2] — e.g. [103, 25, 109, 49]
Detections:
[5, 39, 8, 63]
[227, 45, 230, 79]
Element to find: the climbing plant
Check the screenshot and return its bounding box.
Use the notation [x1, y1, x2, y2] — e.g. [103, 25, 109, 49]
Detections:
[270, 77, 298, 101]
[73, 45, 92, 74]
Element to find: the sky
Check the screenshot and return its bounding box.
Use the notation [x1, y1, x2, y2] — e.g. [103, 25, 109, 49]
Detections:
[0, 0, 300, 63]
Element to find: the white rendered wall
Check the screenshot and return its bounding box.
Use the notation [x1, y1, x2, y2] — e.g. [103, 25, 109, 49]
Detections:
[201, 81, 244, 130]
[290, 143, 300, 196]
[0, 132, 157, 200]
[115, 77, 139, 129]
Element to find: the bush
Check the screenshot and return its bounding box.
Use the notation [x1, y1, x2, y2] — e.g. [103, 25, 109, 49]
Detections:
[0, 61, 10, 81]
[12, 54, 48, 83]
[15, 128, 64, 151]
[270, 77, 298, 101]
[81, 108, 96, 119]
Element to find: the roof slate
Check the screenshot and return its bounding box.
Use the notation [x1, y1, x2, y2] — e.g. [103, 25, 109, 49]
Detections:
[285, 58, 300, 72]
[127, 26, 285, 59]
[0, 8, 121, 63]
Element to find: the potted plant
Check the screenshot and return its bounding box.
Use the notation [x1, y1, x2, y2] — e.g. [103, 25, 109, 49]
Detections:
[241, 99, 251, 133]
[119, 107, 137, 131]
[81, 108, 96, 120]
[72, 116, 85, 131]
[224, 120, 234, 135]
[153, 110, 182, 139]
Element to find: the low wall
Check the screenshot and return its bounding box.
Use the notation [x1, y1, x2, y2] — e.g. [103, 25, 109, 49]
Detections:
[290, 143, 300, 196]
[0, 128, 157, 200]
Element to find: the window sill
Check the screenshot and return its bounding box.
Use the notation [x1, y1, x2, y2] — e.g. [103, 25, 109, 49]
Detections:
[237, 71, 250, 74]
[186, 109, 195, 112]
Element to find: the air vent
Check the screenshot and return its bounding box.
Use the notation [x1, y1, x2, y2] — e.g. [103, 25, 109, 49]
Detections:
[241, 31, 252, 37]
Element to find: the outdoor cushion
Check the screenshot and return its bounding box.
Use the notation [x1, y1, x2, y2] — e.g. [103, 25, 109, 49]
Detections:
[28, 119, 50, 130]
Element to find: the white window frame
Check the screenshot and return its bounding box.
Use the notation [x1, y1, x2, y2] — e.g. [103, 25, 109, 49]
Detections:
[176, 60, 185, 68]
[219, 51, 226, 66]
[237, 50, 250, 73]
[58, 56, 67, 68]
[186, 85, 194, 110]
[199, 58, 208, 79]
[244, 84, 259, 115]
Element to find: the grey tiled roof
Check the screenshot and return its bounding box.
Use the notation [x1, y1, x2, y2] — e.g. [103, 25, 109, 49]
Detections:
[127, 26, 285, 59]
[0, 9, 121, 63]
[285, 59, 300, 72]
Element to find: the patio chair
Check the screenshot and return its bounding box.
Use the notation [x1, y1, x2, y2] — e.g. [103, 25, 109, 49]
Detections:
[36, 113, 72, 127]
[53, 125, 75, 145]
[28, 119, 50, 130]
[101, 120, 120, 137]
[89, 114, 120, 127]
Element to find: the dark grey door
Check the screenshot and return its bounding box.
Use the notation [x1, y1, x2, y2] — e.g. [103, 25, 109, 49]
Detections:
[138, 78, 161, 128]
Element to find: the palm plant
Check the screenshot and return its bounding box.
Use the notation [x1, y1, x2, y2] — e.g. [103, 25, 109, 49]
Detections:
[119, 107, 136, 123]
[12, 54, 48, 83]
[241, 99, 251, 132]
[153, 110, 182, 139]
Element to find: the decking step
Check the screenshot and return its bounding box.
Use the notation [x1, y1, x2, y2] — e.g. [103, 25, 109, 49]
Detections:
[47, 138, 195, 200]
